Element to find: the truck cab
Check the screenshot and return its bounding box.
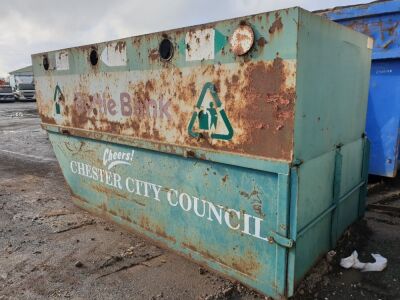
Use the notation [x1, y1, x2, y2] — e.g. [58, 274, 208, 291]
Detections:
[14, 83, 36, 101]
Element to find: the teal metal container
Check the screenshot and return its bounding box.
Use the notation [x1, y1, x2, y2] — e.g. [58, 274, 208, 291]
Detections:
[32, 7, 371, 299]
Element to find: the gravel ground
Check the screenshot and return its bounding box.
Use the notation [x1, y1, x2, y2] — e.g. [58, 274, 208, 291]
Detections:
[0, 102, 399, 300]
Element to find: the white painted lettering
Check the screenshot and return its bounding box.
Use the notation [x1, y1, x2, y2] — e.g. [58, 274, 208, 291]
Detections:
[92, 166, 99, 181]
[126, 177, 135, 193]
[167, 189, 179, 206]
[70, 161, 77, 173]
[193, 197, 206, 217]
[253, 216, 269, 241]
[224, 208, 240, 230]
[69, 149, 271, 243]
[242, 213, 252, 236]
[105, 170, 113, 186]
[113, 172, 123, 190]
[179, 193, 192, 212]
[77, 162, 85, 175]
[151, 183, 162, 201]
[207, 202, 223, 224]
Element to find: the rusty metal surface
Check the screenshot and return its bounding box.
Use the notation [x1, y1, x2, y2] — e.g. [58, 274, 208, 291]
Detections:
[229, 24, 254, 55]
[33, 9, 298, 162]
[35, 59, 296, 160]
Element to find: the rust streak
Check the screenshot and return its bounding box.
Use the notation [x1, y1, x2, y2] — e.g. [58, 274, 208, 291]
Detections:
[269, 12, 283, 35]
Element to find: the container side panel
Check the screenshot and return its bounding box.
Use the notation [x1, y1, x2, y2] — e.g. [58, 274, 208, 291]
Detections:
[291, 149, 335, 287]
[339, 139, 363, 198]
[32, 9, 300, 162]
[296, 151, 335, 230]
[294, 216, 331, 285]
[293, 138, 365, 288]
[337, 192, 359, 235]
[337, 139, 364, 235]
[294, 9, 371, 161]
[48, 132, 287, 298]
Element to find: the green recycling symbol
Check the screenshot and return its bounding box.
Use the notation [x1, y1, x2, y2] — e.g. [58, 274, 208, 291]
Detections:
[188, 82, 233, 140]
[53, 84, 63, 115]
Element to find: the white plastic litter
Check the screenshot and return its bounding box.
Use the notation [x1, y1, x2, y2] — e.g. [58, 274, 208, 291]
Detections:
[362, 254, 388, 272]
[340, 250, 387, 272]
[340, 250, 363, 269]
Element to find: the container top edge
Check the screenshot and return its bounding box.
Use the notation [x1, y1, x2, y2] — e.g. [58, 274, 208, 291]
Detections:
[314, 0, 400, 20]
[31, 6, 302, 58]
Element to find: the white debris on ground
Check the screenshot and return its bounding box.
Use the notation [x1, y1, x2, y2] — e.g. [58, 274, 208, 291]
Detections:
[340, 250, 387, 272]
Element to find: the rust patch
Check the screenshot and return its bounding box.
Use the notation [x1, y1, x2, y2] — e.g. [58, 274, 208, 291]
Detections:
[118, 209, 133, 223]
[139, 215, 176, 243]
[139, 215, 151, 230]
[40, 114, 56, 125]
[269, 12, 283, 35]
[182, 242, 261, 278]
[37, 53, 295, 161]
[231, 74, 239, 84]
[239, 56, 295, 160]
[222, 175, 228, 183]
[149, 48, 159, 62]
[257, 37, 266, 48]
[348, 21, 371, 37]
[114, 41, 126, 53]
[154, 224, 176, 243]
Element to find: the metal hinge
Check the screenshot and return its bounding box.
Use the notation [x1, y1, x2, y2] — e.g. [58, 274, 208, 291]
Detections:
[292, 159, 303, 167]
[268, 231, 294, 248]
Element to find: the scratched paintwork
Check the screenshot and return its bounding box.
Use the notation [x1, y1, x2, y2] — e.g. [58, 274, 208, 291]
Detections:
[34, 60, 297, 160]
[33, 7, 372, 299]
[50, 132, 280, 292]
[33, 9, 299, 162]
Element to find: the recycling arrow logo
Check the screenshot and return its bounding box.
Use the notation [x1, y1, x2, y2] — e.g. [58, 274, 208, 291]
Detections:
[53, 84, 64, 116]
[188, 82, 233, 140]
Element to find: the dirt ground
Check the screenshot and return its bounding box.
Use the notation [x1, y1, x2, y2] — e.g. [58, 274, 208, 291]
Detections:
[0, 102, 399, 300]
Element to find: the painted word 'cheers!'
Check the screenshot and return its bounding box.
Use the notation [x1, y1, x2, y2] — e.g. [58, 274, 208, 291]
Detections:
[102, 148, 135, 170]
[73, 92, 171, 120]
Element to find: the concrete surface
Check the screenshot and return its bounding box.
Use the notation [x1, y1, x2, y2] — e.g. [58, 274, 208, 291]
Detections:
[0, 102, 399, 300]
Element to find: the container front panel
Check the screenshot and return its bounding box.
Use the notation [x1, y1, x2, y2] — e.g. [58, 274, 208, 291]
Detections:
[32, 9, 299, 162]
[48, 132, 287, 298]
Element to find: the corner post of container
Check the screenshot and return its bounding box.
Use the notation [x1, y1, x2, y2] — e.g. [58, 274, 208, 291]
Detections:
[274, 171, 291, 296]
[286, 161, 301, 297]
[330, 146, 343, 248]
[358, 135, 370, 217]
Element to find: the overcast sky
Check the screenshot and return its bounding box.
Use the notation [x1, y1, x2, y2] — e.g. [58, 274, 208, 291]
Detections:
[0, 0, 370, 77]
